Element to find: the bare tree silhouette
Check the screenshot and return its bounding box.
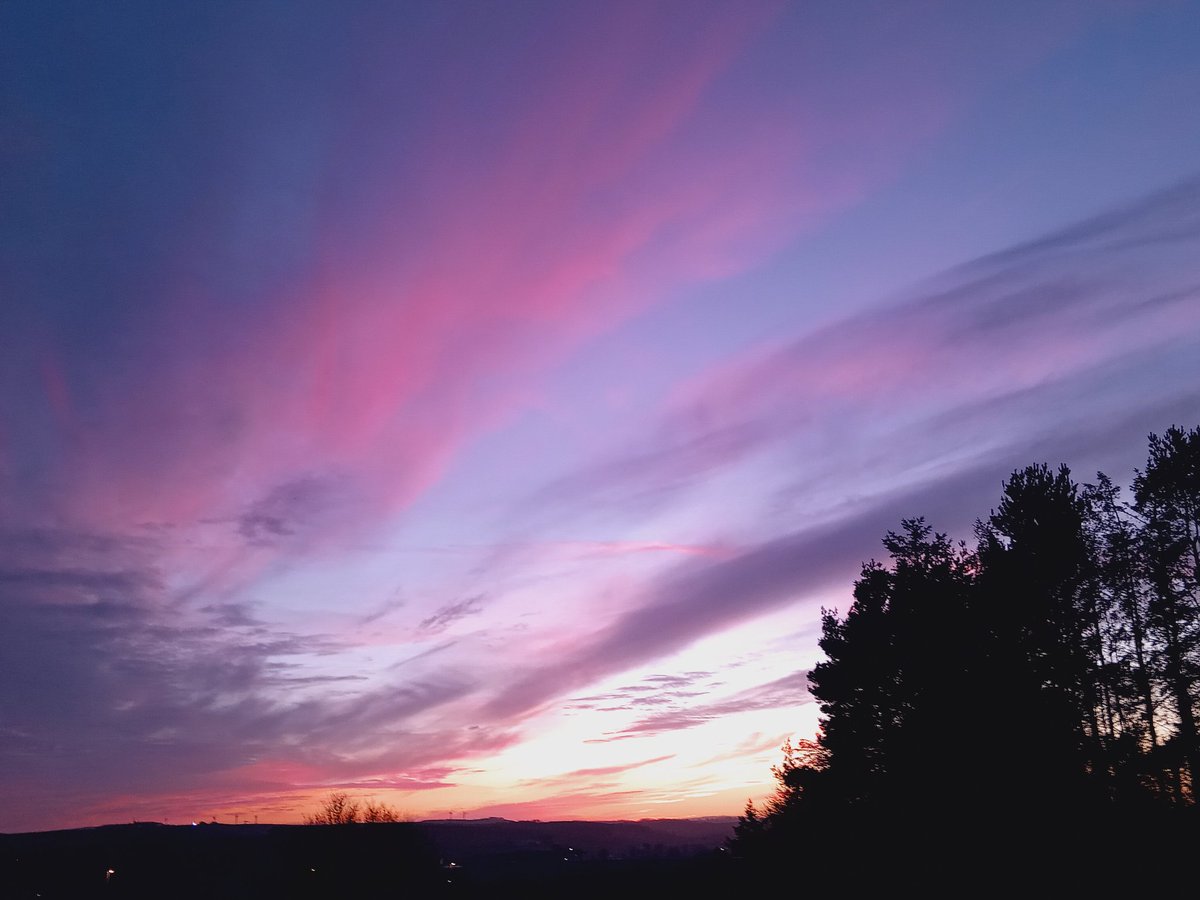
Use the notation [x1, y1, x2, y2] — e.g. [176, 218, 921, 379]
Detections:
[302, 792, 407, 824]
[302, 792, 360, 825]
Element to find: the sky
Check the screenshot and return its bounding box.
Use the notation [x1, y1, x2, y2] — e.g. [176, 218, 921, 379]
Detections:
[2, 1, 1199, 833]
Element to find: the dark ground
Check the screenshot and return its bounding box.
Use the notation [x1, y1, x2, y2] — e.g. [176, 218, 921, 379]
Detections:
[0, 817, 739, 898]
[8, 810, 1195, 897]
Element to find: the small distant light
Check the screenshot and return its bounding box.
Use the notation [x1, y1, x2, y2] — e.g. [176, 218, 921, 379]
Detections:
[191, 822, 198, 827]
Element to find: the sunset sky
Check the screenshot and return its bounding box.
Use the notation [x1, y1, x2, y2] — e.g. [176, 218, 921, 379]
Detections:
[3, 1, 1200, 832]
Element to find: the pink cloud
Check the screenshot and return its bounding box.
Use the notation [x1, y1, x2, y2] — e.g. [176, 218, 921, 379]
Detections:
[29, 3, 968, 552]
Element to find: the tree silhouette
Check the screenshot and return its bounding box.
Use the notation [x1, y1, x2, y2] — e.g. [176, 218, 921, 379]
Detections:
[1083, 472, 1163, 796]
[974, 462, 1103, 804]
[302, 792, 408, 825]
[303, 791, 361, 825]
[1135, 425, 1200, 798]
[806, 519, 977, 809]
[736, 425, 1200, 864]
[362, 800, 406, 823]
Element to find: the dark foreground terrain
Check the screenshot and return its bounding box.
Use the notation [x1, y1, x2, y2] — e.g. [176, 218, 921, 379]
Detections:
[9, 809, 1199, 897]
[0, 817, 738, 898]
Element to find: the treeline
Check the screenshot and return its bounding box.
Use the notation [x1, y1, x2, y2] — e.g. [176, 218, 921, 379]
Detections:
[302, 792, 407, 824]
[735, 425, 1200, 865]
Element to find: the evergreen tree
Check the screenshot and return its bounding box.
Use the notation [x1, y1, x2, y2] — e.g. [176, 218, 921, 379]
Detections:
[1082, 473, 1162, 796]
[808, 520, 977, 810]
[736, 426, 1200, 866]
[1134, 426, 1200, 797]
[973, 463, 1103, 803]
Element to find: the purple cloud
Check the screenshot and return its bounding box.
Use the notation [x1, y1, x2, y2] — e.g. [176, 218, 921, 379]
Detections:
[593, 672, 813, 741]
[418, 596, 486, 634]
